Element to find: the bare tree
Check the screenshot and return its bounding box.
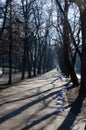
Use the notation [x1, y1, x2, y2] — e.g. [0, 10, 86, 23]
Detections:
[79, 1, 86, 94]
[54, 0, 79, 86]
[8, 0, 13, 84]
[0, 0, 9, 38]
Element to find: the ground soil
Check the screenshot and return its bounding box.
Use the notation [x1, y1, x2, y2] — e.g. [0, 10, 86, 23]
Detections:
[0, 69, 86, 130]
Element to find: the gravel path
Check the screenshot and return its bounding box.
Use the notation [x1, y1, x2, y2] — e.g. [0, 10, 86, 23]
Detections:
[0, 69, 86, 130]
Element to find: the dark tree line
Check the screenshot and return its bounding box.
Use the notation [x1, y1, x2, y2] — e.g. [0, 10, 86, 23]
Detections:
[54, 0, 86, 94]
[0, 0, 86, 95]
[0, 0, 55, 84]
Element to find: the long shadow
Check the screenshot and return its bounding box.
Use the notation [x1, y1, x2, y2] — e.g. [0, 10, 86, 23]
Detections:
[0, 76, 60, 99]
[0, 73, 67, 127]
[67, 84, 79, 91]
[0, 70, 60, 87]
[38, 75, 61, 80]
[0, 78, 23, 88]
[57, 94, 86, 130]
[0, 83, 64, 107]
[22, 97, 57, 130]
[21, 111, 58, 130]
[0, 84, 65, 124]
[22, 95, 56, 129]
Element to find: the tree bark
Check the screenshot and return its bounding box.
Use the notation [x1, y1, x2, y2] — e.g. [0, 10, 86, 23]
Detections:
[27, 49, 31, 78]
[63, 1, 78, 86]
[0, 0, 8, 38]
[8, 1, 13, 84]
[21, 38, 27, 80]
[80, 8, 86, 94]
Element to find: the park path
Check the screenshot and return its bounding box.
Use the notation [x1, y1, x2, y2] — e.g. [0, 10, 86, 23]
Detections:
[0, 69, 86, 130]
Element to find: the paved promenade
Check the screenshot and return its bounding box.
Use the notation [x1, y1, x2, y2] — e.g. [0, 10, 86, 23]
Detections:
[0, 69, 86, 130]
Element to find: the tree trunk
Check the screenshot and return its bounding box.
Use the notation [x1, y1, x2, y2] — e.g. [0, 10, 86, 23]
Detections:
[37, 59, 42, 74]
[79, 8, 86, 94]
[37, 46, 42, 74]
[64, 51, 79, 86]
[43, 52, 46, 73]
[2, 57, 5, 74]
[0, 0, 8, 38]
[33, 42, 37, 76]
[8, 1, 12, 85]
[27, 49, 31, 78]
[21, 39, 27, 80]
[8, 40, 12, 84]
[63, 19, 78, 86]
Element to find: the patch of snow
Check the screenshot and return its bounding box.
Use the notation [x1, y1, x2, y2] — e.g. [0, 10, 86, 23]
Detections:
[56, 100, 63, 105]
[55, 108, 64, 113]
[76, 74, 81, 80]
[56, 96, 64, 101]
[0, 68, 2, 76]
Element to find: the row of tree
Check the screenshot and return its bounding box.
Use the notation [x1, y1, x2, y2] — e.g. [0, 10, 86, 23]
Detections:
[0, 0, 86, 95]
[54, 0, 86, 94]
[0, 0, 55, 84]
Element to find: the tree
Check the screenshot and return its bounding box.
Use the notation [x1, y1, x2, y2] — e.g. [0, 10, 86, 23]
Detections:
[68, 0, 86, 94]
[0, 0, 9, 38]
[55, 0, 79, 86]
[55, 0, 86, 94]
[79, 1, 86, 94]
[8, 0, 13, 84]
[21, 0, 33, 79]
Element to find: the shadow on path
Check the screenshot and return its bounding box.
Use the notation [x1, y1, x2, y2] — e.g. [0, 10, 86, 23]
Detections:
[21, 111, 58, 130]
[0, 83, 65, 124]
[57, 94, 86, 130]
[0, 70, 71, 130]
[0, 81, 64, 107]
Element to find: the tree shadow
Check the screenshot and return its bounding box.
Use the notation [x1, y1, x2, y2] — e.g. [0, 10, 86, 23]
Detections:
[0, 71, 69, 130]
[67, 84, 79, 91]
[0, 82, 66, 124]
[57, 94, 86, 130]
[0, 82, 64, 107]
[21, 111, 58, 130]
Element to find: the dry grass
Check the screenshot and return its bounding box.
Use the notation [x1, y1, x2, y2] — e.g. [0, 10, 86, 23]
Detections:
[66, 86, 80, 104]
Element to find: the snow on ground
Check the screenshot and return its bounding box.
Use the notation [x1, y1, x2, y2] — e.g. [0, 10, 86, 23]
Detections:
[0, 68, 2, 76]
